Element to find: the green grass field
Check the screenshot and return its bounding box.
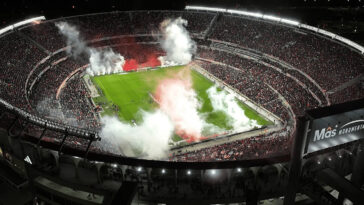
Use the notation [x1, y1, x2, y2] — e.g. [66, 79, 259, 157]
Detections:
[91, 66, 272, 142]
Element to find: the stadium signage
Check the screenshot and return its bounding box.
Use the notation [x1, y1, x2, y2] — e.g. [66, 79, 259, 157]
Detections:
[305, 108, 364, 154]
[313, 121, 364, 142]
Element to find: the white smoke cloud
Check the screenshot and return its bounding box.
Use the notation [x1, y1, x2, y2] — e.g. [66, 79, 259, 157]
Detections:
[99, 75, 209, 159]
[55, 22, 86, 57]
[99, 72, 222, 158]
[87, 48, 125, 76]
[159, 17, 196, 65]
[100, 110, 174, 159]
[207, 86, 261, 132]
[95, 75, 261, 159]
[55, 22, 125, 76]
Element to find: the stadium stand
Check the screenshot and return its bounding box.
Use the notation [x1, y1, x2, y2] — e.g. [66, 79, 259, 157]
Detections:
[0, 10, 362, 163]
[0, 10, 363, 205]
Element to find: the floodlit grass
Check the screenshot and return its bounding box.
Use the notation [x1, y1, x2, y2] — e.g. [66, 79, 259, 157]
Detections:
[91, 66, 272, 142]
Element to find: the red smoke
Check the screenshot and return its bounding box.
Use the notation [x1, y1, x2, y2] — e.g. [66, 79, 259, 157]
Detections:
[140, 54, 161, 68]
[123, 59, 138, 71]
[122, 54, 161, 71]
[155, 74, 204, 143]
[111, 36, 162, 71]
[86, 36, 163, 71]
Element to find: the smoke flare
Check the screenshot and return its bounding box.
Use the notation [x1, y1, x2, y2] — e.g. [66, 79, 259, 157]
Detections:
[155, 77, 204, 142]
[56, 22, 125, 76]
[55, 22, 86, 57]
[100, 111, 174, 159]
[159, 17, 196, 65]
[207, 86, 261, 132]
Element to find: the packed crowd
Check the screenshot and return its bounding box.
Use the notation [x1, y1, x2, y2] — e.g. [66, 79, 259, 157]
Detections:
[329, 83, 364, 104]
[29, 58, 78, 107]
[210, 15, 364, 91]
[29, 57, 100, 130]
[20, 23, 67, 52]
[197, 48, 319, 117]
[0, 10, 363, 162]
[0, 107, 98, 153]
[20, 10, 214, 53]
[172, 129, 292, 161]
[26, 52, 65, 93]
[285, 69, 328, 104]
[59, 74, 100, 129]
[0, 33, 47, 110]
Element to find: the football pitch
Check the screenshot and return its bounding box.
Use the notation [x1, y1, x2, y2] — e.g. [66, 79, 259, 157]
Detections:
[90, 66, 272, 142]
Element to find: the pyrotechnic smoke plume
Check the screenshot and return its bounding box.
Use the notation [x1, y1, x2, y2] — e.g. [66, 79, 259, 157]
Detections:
[155, 77, 204, 142]
[207, 86, 261, 132]
[55, 21, 259, 160]
[100, 111, 174, 159]
[100, 69, 209, 158]
[87, 48, 125, 76]
[55, 22, 86, 57]
[159, 17, 196, 65]
[55, 22, 125, 76]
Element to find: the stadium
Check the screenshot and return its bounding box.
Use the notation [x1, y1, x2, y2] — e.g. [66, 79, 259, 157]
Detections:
[0, 3, 363, 205]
